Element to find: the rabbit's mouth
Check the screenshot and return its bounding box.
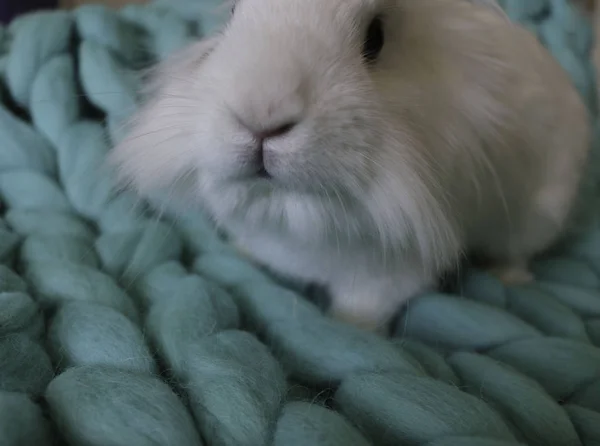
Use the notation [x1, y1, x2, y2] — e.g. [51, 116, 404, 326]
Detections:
[256, 166, 272, 180]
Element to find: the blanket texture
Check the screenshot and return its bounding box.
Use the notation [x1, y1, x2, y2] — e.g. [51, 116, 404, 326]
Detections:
[1, 0, 600, 445]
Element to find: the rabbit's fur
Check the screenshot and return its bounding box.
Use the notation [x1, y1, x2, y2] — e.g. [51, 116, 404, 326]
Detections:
[110, 0, 591, 332]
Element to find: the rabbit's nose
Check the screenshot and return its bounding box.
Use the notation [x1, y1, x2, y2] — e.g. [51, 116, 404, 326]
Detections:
[232, 74, 306, 143]
[236, 108, 300, 145]
[239, 100, 303, 143]
[254, 122, 297, 141]
[249, 122, 297, 179]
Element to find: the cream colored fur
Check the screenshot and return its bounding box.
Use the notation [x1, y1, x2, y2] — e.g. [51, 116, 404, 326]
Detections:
[109, 0, 591, 332]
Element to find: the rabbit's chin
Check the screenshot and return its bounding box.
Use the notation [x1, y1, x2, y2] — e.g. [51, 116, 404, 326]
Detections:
[214, 172, 321, 195]
[198, 174, 363, 244]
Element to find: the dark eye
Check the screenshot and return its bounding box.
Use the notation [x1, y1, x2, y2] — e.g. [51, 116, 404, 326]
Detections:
[363, 16, 384, 63]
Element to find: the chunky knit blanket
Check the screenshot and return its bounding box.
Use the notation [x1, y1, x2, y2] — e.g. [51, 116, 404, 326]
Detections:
[1, 0, 600, 445]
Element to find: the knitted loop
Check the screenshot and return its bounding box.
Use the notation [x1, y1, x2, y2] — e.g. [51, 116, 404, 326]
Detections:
[45, 366, 204, 446]
[0, 392, 52, 445]
[48, 301, 157, 374]
[565, 404, 600, 443]
[335, 373, 517, 445]
[273, 401, 372, 446]
[6, 11, 73, 108]
[448, 352, 581, 446]
[0, 334, 53, 397]
[0, 220, 20, 264]
[0, 1, 598, 445]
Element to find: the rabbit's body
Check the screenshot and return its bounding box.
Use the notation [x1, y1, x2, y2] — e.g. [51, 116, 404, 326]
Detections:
[110, 0, 591, 332]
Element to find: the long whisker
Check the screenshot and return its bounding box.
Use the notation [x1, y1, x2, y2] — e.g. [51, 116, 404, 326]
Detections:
[318, 181, 341, 256]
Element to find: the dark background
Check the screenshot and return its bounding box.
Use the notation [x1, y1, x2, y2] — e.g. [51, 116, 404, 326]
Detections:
[0, 0, 58, 24]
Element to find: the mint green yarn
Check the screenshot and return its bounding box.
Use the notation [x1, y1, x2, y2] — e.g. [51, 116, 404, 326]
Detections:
[565, 405, 600, 444]
[488, 337, 600, 399]
[6, 209, 95, 238]
[396, 293, 543, 350]
[448, 352, 580, 446]
[503, 286, 590, 341]
[25, 260, 140, 323]
[0, 104, 56, 176]
[1, 0, 600, 445]
[181, 330, 287, 446]
[531, 258, 600, 287]
[0, 334, 53, 397]
[273, 402, 371, 446]
[21, 234, 100, 268]
[0, 392, 53, 445]
[79, 39, 139, 117]
[30, 55, 79, 146]
[6, 11, 73, 108]
[0, 221, 19, 264]
[336, 373, 516, 445]
[45, 366, 204, 446]
[48, 302, 157, 374]
[0, 265, 28, 293]
[75, 5, 146, 65]
[425, 439, 526, 446]
[0, 292, 44, 338]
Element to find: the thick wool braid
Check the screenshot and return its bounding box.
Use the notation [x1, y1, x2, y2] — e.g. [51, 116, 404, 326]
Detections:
[1, 0, 600, 445]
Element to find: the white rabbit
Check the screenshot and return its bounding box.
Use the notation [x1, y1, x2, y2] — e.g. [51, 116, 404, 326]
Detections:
[110, 0, 591, 333]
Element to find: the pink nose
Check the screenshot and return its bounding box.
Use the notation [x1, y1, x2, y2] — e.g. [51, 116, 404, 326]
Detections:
[253, 121, 297, 142]
[251, 122, 296, 179]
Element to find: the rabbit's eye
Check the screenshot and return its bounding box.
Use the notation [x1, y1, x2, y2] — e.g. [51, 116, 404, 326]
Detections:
[363, 16, 384, 63]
